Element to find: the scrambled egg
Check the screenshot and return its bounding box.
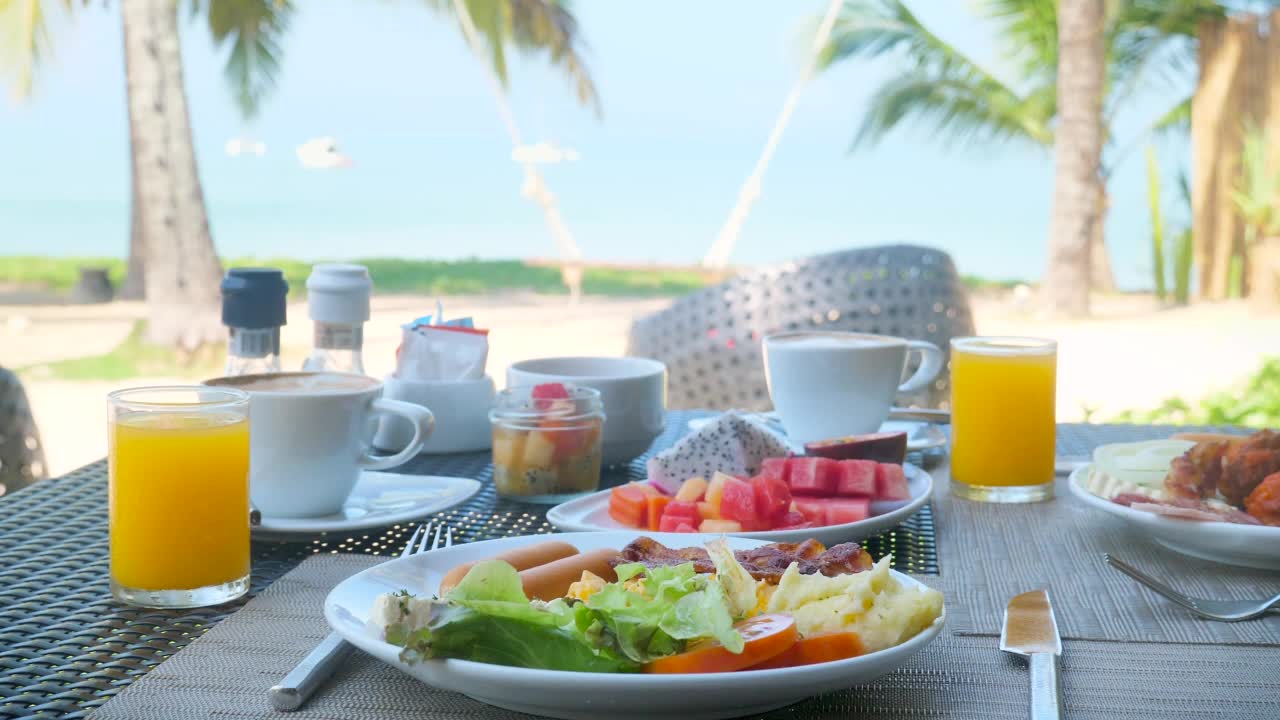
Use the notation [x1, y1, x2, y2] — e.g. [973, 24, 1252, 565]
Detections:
[565, 551, 943, 655]
[764, 556, 943, 652]
[567, 571, 644, 601]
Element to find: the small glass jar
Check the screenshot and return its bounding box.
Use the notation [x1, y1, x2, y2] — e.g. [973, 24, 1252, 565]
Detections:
[490, 385, 605, 503]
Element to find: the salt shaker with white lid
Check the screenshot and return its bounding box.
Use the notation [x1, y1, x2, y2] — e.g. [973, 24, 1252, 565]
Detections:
[301, 263, 371, 375]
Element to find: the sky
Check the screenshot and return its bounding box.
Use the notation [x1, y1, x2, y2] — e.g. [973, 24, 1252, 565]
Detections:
[0, 1, 1195, 288]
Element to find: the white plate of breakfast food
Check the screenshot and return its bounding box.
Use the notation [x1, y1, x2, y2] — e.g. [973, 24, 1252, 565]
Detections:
[1068, 431, 1280, 570]
[549, 412, 932, 545]
[326, 531, 944, 720]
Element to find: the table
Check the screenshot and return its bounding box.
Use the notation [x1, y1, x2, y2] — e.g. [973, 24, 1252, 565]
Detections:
[0, 417, 1272, 719]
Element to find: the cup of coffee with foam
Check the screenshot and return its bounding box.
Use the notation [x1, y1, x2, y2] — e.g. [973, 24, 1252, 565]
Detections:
[204, 372, 434, 517]
[763, 331, 943, 445]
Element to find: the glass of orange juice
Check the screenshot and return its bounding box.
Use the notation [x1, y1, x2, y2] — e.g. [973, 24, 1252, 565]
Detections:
[108, 386, 251, 607]
[950, 337, 1057, 503]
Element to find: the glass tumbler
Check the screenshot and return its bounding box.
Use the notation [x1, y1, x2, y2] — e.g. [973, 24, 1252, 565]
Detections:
[108, 386, 251, 607]
[490, 385, 605, 503]
[949, 337, 1057, 503]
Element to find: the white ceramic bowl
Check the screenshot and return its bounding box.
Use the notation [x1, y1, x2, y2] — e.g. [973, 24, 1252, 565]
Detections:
[1068, 465, 1280, 570]
[547, 464, 933, 546]
[507, 357, 667, 465]
[374, 375, 495, 454]
[324, 531, 945, 720]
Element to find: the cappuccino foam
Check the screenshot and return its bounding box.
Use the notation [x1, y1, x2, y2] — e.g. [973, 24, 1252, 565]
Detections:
[769, 333, 898, 349]
[211, 372, 377, 394]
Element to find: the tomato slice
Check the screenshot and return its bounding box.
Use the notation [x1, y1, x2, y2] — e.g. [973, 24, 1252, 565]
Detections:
[643, 614, 797, 674]
[747, 632, 865, 670]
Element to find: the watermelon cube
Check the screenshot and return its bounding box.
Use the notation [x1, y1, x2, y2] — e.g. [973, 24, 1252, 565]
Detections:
[792, 498, 828, 526]
[825, 498, 871, 525]
[720, 477, 763, 530]
[776, 510, 808, 528]
[660, 514, 697, 532]
[759, 457, 790, 484]
[787, 457, 839, 496]
[750, 475, 792, 523]
[836, 460, 877, 497]
[875, 463, 910, 500]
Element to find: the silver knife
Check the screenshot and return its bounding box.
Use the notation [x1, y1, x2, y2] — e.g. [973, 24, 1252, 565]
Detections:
[268, 631, 355, 711]
[1000, 589, 1063, 720]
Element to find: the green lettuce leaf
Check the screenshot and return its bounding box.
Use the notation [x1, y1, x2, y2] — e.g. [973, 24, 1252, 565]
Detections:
[585, 561, 742, 661]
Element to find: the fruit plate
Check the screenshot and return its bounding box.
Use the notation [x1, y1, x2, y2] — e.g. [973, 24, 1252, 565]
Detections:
[1068, 465, 1280, 570]
[324, 531, 945, 720]
[686, 415, 947, 453]
[546, 465, 933, 545]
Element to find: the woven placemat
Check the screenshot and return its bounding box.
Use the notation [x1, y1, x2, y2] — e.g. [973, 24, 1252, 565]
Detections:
[934, 473, 1280, 645]
[91, 554, 1280, 720]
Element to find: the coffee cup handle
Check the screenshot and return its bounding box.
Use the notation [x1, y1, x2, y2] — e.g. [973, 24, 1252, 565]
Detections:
[360, 398, 435, 470]
[898, 340, 945, 394]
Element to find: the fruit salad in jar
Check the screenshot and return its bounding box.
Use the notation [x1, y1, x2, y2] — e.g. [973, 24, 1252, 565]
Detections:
[490, 383, 605, 502]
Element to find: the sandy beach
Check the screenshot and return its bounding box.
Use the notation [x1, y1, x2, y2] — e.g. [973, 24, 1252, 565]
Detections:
[5, 292, 1279, 477]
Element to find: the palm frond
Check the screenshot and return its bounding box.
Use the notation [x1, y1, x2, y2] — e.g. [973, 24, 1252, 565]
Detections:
[979, 0, 1057, 81]
[199, 0, 293, 122]
[426, 0, 600, 115]
[856, 72, 1053, 148]
[821, 0, 1049, 149]
[0, 0, 73, 100]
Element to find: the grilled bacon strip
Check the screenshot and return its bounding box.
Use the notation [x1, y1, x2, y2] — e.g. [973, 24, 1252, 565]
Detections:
[613, 537, 873, 583]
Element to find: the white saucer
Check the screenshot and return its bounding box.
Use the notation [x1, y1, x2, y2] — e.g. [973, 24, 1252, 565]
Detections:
[686, 414, 947, 453]
[253, 471, 481, 537]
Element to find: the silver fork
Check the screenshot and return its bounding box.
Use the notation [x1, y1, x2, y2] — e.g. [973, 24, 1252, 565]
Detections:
[1104, 554, 1280, 622]
[269, 522, 453, 711]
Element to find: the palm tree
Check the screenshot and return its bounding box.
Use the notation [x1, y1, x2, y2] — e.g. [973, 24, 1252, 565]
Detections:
[3, 0, 597, 346]
[1045, 0, 1104, 316]
[815, 0, 1234, 312]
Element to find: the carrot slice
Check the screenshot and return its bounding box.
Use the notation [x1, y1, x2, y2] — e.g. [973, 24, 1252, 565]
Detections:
[747, 632, 865, 670]
[643, 614, 797, 674]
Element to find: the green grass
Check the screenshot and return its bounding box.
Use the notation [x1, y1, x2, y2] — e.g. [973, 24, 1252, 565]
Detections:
[0, 256, 711, 298]
[960, 274, 1026, 290]
[1113, 356, 1280, 428]
[23, 322, 224, 381]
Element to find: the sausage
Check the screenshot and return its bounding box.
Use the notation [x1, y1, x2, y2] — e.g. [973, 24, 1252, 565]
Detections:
[518, 548, 620, 601]
[438, 540, 579, 595]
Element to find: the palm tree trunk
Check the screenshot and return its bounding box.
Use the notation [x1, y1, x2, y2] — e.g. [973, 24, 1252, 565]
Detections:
[1089, 180, 1115, 293]
[1043, 0, 1105, 317]
[119, 172, 146, 301]
[122, 0, 224, 348]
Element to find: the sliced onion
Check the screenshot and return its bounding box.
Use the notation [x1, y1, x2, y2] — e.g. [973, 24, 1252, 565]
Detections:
[1092, 440, 1195, 488]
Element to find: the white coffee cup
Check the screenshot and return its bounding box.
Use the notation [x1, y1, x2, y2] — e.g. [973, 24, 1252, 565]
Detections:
[204, 372, 434, 518]
[507, 356, 667, 465]
[374, 374, 495, 454]
[763, 332, 943, 445]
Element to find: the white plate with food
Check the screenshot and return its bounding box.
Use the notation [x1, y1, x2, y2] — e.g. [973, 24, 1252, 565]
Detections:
[1067, 432, 1280, 570]
[687, 414, 947, 453]
[547, 463, 932, 546]
[325, 531, 945, 720]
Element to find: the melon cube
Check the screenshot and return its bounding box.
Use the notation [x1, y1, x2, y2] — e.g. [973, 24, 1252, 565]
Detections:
[492, 428, 526, 467]
[697, 501, 720, 520]
[836, 460, 877, 497]
[521, 430, 557, 468]
[699, 518, 743, 533]
[676, 476, 709, 503]
[787, 457, 839, 496]
[875, 463, 910, 500]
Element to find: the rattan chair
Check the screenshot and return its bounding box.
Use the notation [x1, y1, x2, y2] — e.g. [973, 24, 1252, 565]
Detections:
[0, 367, 47, 495]
[627, 244, 975, 411]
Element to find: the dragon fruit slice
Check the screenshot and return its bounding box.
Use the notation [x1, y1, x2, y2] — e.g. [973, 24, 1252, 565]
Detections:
[647, 412, 791, 495]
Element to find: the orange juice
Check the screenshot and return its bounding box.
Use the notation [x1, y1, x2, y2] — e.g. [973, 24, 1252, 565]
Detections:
[109, 411, 250, 593]
[950, 338, 1057, 502]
